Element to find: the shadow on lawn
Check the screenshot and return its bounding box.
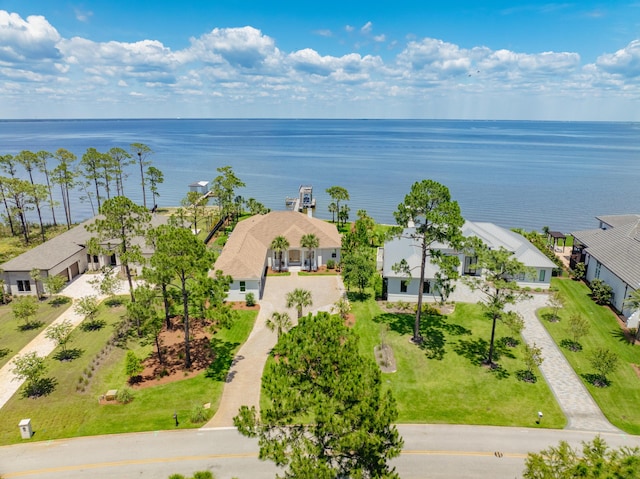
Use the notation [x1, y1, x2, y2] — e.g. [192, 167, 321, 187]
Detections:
[205, 338, 240, 382]
[453, 337, 514, 379]
[373, 311, 471, 360]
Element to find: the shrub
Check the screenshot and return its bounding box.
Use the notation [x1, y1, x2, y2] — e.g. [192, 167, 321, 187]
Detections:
[190, 404, 210, 423]
[116, 387, 134, 404]
[245, 292, 255, 307]
[572, 262, 586, 281]
[590, 279, 613, 305]
[326, 259, 336, 269]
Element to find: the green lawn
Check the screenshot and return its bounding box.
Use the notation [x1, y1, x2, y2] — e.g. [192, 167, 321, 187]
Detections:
[0, 304, 257, 445]
[0, 296, 72, 368]
[352, 295, 566, 428]
[539, 278, 640, 434]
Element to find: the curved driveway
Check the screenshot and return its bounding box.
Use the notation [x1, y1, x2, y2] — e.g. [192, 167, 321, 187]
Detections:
[206, 271, 345, 427]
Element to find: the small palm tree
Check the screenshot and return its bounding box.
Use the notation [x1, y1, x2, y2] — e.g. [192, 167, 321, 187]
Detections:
[266, 311, 292, 339]
[332, 297, 351, 321]
[286, 288, 313, 319]
[300, 233, 319, 271]
[270, 235, 290, 272]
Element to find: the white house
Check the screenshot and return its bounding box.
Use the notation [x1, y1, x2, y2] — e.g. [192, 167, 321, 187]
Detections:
[571, 214, 640, 326]
[382, 221, 556, 302]
[212, 211, 342, 301]
[1, 214, 169, 297]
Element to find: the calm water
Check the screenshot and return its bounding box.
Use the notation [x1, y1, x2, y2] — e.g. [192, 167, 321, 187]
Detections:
[1, 119, 639, 232]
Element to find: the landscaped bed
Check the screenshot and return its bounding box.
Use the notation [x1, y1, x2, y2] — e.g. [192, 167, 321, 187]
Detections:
[538, 277, 640, 434]
[0, 301, 257, 445]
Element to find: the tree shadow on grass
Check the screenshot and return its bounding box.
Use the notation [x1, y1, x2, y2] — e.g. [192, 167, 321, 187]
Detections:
[0, 348, 11, 359]
[205, 338, 240, 382]
[453, 338, 514, 379]
[104, 297, 124, 308]
[53, 348, 83, 361]
[21, 377, 57, 398]
[80, 319, 107, 332]
[49, 296, 71, 307]
[611, 328, 635, 345]
[18, 321, 44, 331]
[582, 373, 611, 388]
[346, 291, 371, 302]
[373, 311, 471, 360]
[540, 312, 560, 323]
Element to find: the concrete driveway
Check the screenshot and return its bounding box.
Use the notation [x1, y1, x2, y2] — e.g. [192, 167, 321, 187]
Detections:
[206, 270, 345, 427]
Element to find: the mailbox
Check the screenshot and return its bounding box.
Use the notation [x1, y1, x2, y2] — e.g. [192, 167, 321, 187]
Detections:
[19, 419, 32, 439]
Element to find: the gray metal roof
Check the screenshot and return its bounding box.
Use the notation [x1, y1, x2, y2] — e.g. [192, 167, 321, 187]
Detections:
[596, 214, 640, 229]
[573, 218, 640, 288]
[383, 221, 556, 277]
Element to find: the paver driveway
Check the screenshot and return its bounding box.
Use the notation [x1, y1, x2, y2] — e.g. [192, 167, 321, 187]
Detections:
[205, 271, 345, 427]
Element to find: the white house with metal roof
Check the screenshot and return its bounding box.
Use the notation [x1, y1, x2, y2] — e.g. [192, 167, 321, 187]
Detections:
[212, 210, 342, 301]
[382, 221, 556, 302]
[572, 214, 640, 326]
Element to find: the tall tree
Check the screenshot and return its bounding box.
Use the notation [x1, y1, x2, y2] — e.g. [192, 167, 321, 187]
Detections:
[211, 165, 245, 220]
[86, 196, 151, 301]
[16, 150, 46, 242]
[3, 177, 35, 244]
[130, 143, 152, 209]
[300, 233, 319, 271]
[52, 148, 78, 229]
[108, 147, 133, 197]
[80, 147, 108, 211]
[146, 166, 164, 208]
[270, 235, 289, 272]
[181, 190, 207, 233]
[393, 179, 464, 343]
[286, 288, 313, 319]
[234, 312, 403, 479]
[463, 239, 530, 367]
[148, 224, 215, 368]
[326, 186, 349, 224]
[36, 150, 57, 226]
[341, 246, 376, 294]
[328, 201, 337, 223]
[0, 174, 16, 235]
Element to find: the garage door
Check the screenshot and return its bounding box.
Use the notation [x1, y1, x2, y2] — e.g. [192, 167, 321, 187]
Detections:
[69, 262, 80, 278]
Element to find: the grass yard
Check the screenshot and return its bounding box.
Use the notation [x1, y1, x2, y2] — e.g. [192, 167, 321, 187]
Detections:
[0, 296, 72, 368]
[539, 278, 640, 434]
[352, 295, 565, 428]
[0, 304, 257, 445]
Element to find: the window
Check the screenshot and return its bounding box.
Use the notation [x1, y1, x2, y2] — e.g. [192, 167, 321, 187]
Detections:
[17, 280, 31, 292]
[423, 281, 430, 294]
[539, 270, 546, 282]
[93, 255, 99, 263]
[400, 280, 408, 293]
[332, 250, 337, 258]
[87, 254, 91, 263]
[595, 261, 601, 278]
[240, 281, 246, 292]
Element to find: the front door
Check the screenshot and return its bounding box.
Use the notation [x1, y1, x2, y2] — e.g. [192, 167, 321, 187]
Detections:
[289, 250, 301, 265]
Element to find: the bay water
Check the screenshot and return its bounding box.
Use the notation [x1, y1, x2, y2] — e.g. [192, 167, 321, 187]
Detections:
[1, 118, 639, 233]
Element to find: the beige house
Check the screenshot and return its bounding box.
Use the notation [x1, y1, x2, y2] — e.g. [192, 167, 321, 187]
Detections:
[213, 211, 341, 301]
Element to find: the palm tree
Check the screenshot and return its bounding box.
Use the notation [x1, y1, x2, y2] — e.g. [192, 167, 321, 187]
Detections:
[266, 311, 292, 339]
[286, 288, 313, 319]
[624, 289, 640, 342]
[300, 233, 319, 271]
[270, 235, 290, 272]
[332, 297, 351, 321]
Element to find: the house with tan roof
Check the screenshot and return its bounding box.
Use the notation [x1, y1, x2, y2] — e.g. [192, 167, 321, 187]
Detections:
[213, 211, 341, 301]
[571, 214, 640, 326]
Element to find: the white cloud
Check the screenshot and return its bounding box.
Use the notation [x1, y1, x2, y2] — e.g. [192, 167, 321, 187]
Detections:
[345, 25, 354, 33]
[314, 29, 333, 37]
[3, 10, 640, 119]
[74, 8, 93, 23]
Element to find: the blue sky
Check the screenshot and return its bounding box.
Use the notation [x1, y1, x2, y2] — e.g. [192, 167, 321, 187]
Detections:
[2, 1, 640, 120]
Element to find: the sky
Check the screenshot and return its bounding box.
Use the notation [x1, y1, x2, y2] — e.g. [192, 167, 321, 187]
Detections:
[2, 1, 640, 120]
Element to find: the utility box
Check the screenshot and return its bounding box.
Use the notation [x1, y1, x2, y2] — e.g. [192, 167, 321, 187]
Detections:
[19, 419, 32, 439]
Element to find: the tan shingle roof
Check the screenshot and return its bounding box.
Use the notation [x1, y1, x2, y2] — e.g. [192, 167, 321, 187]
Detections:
[213, 211, 341, 280]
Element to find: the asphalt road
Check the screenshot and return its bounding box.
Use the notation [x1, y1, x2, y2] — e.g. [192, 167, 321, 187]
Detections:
[2, 425, 640, 479]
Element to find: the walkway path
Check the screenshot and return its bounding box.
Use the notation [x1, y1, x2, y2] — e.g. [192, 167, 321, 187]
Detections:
[205, 270, 345, 427]
[450, 284, 620, 433]
[0, 273, 126, 411]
